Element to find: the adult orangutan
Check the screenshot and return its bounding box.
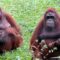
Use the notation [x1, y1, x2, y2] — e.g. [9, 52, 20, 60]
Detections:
[0, 8, 23, 54]
[30, 8, 60, 60]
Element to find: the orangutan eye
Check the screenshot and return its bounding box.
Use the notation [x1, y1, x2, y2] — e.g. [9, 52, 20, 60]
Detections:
[46, 16, 54, 19]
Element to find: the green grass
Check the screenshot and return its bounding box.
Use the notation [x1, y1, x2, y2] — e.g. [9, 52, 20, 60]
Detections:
[0, 0, 60, 60]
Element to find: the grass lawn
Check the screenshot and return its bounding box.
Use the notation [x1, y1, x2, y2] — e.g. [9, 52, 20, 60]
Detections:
[0, 0, 60, 60]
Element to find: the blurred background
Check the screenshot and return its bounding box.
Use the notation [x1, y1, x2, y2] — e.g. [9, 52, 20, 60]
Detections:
[0, 0, 60, 60]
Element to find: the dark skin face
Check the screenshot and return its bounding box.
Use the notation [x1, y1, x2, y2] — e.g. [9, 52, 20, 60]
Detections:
[0, 10, 9, 42]
[45, 12, 56, 32]
[38, 12, 59, 40]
